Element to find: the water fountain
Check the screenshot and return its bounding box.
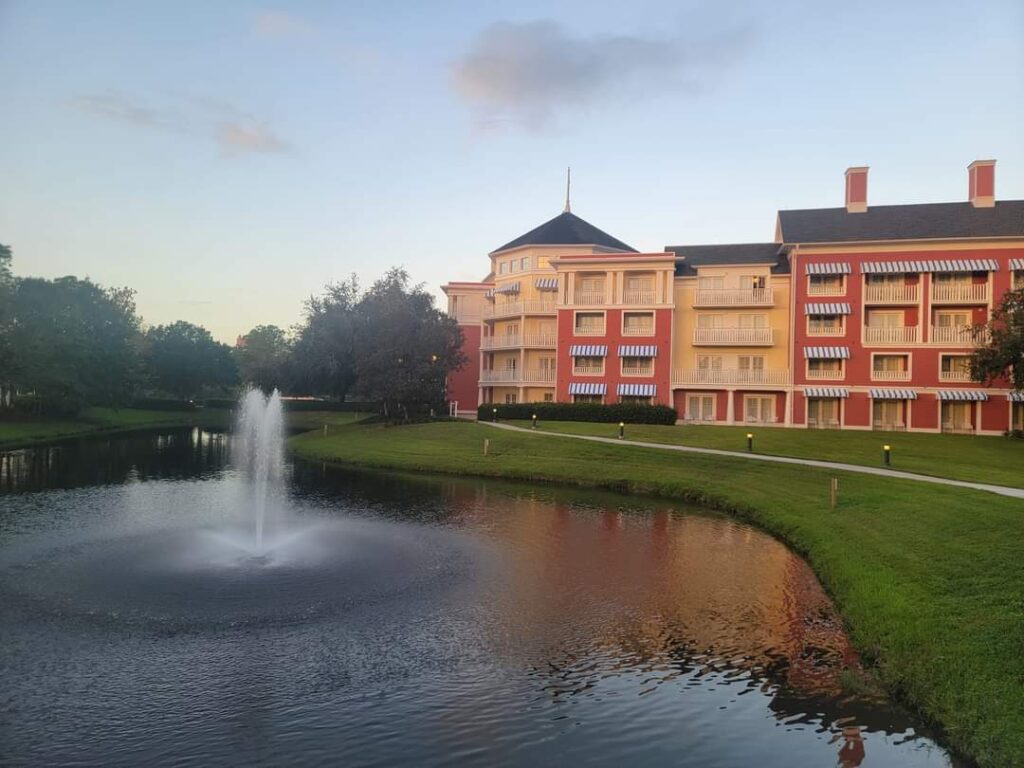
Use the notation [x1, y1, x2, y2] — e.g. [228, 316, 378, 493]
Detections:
[234, 387, 285, 551]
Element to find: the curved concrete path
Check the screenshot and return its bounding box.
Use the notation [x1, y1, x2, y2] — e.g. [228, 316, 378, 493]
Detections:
[480, 421, 1024, 500]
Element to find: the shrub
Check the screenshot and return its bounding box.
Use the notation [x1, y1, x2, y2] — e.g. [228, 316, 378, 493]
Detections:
[130, 398, 197, 412]
[477, 402, 678, 425]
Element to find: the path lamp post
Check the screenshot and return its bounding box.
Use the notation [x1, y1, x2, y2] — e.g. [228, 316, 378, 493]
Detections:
[619, 422, 625, 440]
[492, 408, 498, 423]
[532, 414, 537, 429]
[747, 433, 754, 452]
[883, 444, 891, 467]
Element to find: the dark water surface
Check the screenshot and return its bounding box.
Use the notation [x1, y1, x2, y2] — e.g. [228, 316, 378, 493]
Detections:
[0, 429, 962, 767]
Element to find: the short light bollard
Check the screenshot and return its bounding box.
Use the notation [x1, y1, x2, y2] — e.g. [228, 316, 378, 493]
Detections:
[532, 414, 537, 429]
[883, 444, 891, 467]
[492, 407, 498, 423]
[483, 438, 490, 456]
[323, 423, 328, 437]
[829, 477, 839, 509]
[746, 432, 754, 452]
[618, 422, 625, 440]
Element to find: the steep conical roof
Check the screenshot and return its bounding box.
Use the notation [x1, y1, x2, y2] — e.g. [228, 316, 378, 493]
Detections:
[492, 211, 637, 254]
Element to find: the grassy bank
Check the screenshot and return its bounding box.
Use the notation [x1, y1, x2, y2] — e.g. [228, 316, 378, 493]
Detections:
[502, 419, 1024, 488]
[0, 408, 371, 450]
[291, 419, 1024, 768]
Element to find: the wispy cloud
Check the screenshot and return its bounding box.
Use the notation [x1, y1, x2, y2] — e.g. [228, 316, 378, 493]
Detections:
[250, 10, 316, 41]
[70, 92, 289, 156]
[452, 19, 756, 131]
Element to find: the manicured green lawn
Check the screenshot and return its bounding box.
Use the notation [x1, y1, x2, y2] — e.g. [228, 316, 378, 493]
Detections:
[0, 408, 371, 450]
[291, 419, 1024, 768]
[504, 419, 1024, 489]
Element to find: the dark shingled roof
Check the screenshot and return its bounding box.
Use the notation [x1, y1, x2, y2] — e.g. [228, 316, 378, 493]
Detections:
[666, 243, 790, 277]
[778, 200, 1024, 244]
[493, 211, 638, 254]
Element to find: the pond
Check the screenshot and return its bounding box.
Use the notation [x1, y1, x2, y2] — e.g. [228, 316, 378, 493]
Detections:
[0, 428, 963, 767]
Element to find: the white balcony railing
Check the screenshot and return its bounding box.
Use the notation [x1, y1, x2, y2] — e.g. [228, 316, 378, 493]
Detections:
[480, 334, 556, 350]
[448, 311, 482, 324]
[672, 369, 790, 386]
[931, 283, 989, 304]
[572, 365, 604, 376]
[693, 327, 774, 345]
[806, 368, 844, 380]
[693, 288, 774, 307]
[939, 370, 972, 382]
[622, 290, 656, 305]
[483, 301, 556, 319]
[573, 291, 607, 305]
[574, 325, 606, 336]
[622, 325, 655, 336]
[864, 326, 920, 344]
[480, 370, 521, 383]
[521, 369, 556, 384]
[621, 366, 654, 377]
[807, 324, 845, 337]
[871, 369, 912, 381]
[807, 283, 845, 297]
[864, 284, 919, 304]
[929, 325, 986, 345]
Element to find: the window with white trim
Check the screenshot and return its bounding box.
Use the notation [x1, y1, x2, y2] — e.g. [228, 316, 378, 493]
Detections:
[738, 314, 767, 329]
[504, 393, 517, 404]
[808, 314, 842, 335]
[808, 274, 844, 295]
[572, 356, 604, 375]
[698, 275, 724, 291]
[686, 394, 715, 422]
[744, 395, 775, 424]
[738, 355, 764, 372]
[620, 356, 654, 375]
[623, 311, 655, 335]
[697, 314, 724, 329]
[807, 398, 840, 428]
[573, 394, 603, 404]
[697, 355, 722, 370]
[574, 312, 605, 334]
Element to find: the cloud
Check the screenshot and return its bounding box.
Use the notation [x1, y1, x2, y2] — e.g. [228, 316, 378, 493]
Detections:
[217, 121, 288, 155]
[70, 92, 289, 156]
[452, 19, 756, 130]
[250, 10, 315, 40]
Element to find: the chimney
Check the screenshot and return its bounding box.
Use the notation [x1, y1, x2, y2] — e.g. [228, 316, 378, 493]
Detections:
[968, 159, 995, 208]
[844, 167, 868, 213]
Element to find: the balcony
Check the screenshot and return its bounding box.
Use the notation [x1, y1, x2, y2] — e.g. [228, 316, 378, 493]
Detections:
[573, 291, 607, 305]
[693, 328, 774, 345]
[480, 334, 556, 350]
[574, 325, 606, 336]
[483, 301, 556, 319]
[939, 369, 972, 382]
[871, 369, 912, 382]
[448, 310, 482, 324]
[622, 325, 655, 336]
[806, 368, 844, 380]
[807, 324, 845, 337]
[863, 326, 920, 344]
[480, 370, 521, 384]
[693, 288, 774, 307]
[931, 283, 989, 304]
[621, 365, 654, 377]
[572, 365, 604, 376]
[521, 369, 556, 384]
[929, 325, 986, 345]
[622, 290, 656, 305]
[808, 283, 845, 297]
[864, 284, 919, 304]
[672, 369, 790, 386]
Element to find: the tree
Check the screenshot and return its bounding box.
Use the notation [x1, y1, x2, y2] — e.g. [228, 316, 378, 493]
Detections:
[8, 276, 142, 413]
[235, 324, 290, 394]
[143, 321, 238, 400]
[0, 245, 14, 409]
[972, 287, 1024, 391]
[289, 277, 360, 399]
[351, 267, 465, 419]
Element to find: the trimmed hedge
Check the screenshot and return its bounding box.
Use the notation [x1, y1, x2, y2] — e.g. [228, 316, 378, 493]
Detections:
[477, 402, 678, 425]
[130, 398, 197, 412]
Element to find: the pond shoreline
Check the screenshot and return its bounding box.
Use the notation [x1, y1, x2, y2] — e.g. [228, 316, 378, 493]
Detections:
[290, 419, 1024, 768]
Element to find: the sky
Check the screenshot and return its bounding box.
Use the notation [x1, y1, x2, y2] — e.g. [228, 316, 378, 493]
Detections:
[1, 0, 1022, 343]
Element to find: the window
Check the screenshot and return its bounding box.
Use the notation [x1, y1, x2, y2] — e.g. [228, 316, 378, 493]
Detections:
[744, 395, 775, 424]
[940, 355, 971, 381]
[621, 357, 654, 375]
[543, 392, 554, 403]
[623, 312, 654, 335]
[574, 312, 605, 335]
[935, 311, 970, 327]
[738, 314, 767, 328]
[933, 271, 968, 285]
[573, 356, 604, 375]
[868, 311, 903, 328]
[807, 359, 843, 378]
[872, 355, 907, 372]
[867, 273, 905, 285]
[499, 261, 508, 274]
[808, 314, 842, 335]
[697, 314, 724, 329]
[1015, 270, 1024, 290]
[941, 402, 973, 433]
[808, 275, 844, 295]
[573, 394, 603, 404]
[520, 256, 530, 271]
[740, 274, 767, 290]
[872, 400, 904, 430]
[504, 393, 517, 404]
[738, 355, 764, 372]
[686, 394, 715, 422]
[807, 398, 840, 428]
[625, 275, 653, 291]
[539, 357, 555, 372]
[620, 395, 652, 406]
[698, 276, 724, 290]
[1013, 402, 1023, 430]
[503, 322, 519, 337]
[697, 355, 722, 370]
[504, 358, 517, 371]
[578, 275, 605, 297]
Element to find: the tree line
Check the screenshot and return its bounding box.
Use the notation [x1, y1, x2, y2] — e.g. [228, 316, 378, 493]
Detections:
[0, 245, 465, 418]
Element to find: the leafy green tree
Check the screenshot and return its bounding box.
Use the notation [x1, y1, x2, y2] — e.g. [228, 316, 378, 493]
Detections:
[351, 267, 465, 419]
[972, 287, 1024, 391]
[143, 321, 238, 400]
[235, 324, 290, 393]
[9, 276, 142, 413]
[289, 277, 359, 399]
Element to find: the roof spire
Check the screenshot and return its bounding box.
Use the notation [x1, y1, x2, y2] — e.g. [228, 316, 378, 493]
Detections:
[563, 166, 571, 213]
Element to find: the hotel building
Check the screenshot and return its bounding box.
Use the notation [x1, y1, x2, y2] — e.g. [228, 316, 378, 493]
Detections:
[442, 160, 1024, 434]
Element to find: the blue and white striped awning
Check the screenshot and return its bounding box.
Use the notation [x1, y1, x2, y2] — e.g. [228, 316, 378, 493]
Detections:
[804, 346, 850, 359]
[619, 383, 656, 396]
[861, 259, 998, 274]
[804, 302, 851, 315]
[1009, 391, 1024, 403]
[804, 387, 849, 398]
[937, 390, 988, 401]
[494, 281, 521, 294]
[569, 382, 607, 395]
[806, 262, 851, 275]
[1011, 259, 1024, 271]
[569, 344, 607, 357]
[870, 388, 918, 400]
[535, 277, 559, 290]
[618, 344, 658, 357]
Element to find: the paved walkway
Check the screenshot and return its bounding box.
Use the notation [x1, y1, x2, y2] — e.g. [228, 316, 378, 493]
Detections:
[480, 421, 1024, 500]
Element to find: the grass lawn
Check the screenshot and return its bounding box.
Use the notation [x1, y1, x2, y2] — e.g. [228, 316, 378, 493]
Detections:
[0, 408, 372, 450]
[502, 419, 1024, 489]
[291, 419, 1024, 768]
